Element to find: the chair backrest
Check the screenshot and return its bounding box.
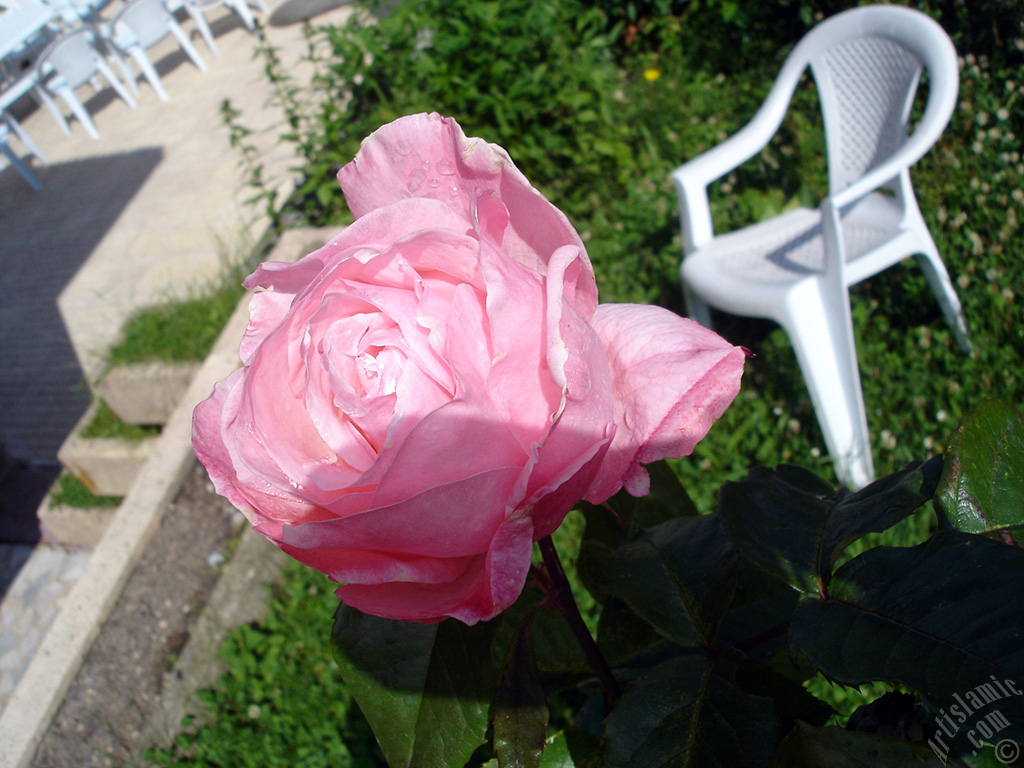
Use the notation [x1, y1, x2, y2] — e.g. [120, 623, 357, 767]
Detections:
[783, 5, 959, 196]
[37, 26, 102, 89]
[113, 0, 173, 48]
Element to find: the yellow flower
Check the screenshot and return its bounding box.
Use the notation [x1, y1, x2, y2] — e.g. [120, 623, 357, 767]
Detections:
[644, 68, 660, 82]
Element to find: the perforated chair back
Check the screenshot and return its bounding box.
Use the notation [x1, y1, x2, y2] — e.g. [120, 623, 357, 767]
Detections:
[38, 26, 104, 90]
[114, 0, 177, 47]
[798, 8, 960, 198]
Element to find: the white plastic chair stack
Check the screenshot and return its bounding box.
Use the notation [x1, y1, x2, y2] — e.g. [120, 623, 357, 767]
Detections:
[672, 5, 970, 490]
[0, 110, 47, 190]
[35, 25, 137, 139]
[109, 0, 207, 102]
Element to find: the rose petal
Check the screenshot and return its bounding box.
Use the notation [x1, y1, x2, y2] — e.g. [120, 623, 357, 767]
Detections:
[338, 112, 590, 279]
[333, 514, 534, 624]
[478, 238, 561, 452]
[282, 465, 524, 558]
[586, 303, 746, 501]
[520, 245, 615, 536]
[277, 542, 473, 587]
[193, 374, 335, 530]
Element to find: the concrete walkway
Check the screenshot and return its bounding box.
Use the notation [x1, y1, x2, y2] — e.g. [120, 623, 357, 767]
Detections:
[0, 0, 355, 759]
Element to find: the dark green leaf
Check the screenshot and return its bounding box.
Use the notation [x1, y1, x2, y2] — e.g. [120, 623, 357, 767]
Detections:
[736, 656, 834, 731]
[495, 587, 590, 687]
[716, 556, 800, 660]
[720, 461, 940, 593]
[936, 399, 1024, 534]
[770, 721, 947, 767]
[846, 691, 929, 741]
[790, 531, 1024, 743]
[580, 460, 696, 553]
[332, 606, 499, 768]
[580, 514, 737, 646]
[596, 597, 676, 671]
[493, 623, 548, 768]
[537, 730, 601, 768]
[602, 650, 777, 768]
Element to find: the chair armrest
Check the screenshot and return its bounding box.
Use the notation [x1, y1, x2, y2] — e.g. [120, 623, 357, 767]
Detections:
[671, 55, 806, 252]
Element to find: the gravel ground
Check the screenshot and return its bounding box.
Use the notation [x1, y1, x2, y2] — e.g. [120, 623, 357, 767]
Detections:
[30, 461, 246, 768]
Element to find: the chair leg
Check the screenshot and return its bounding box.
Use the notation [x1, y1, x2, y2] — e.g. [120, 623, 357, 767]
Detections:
[168, 21, 208, 72]
[127, 47, 169, 101]
[95, 59, 138, 109]
[186, 7, 220, 56]
[914, 246, 972, 354]
[55, 85, 101, 139]
[4, 113, 47, 164]
[682, 282, 714, 331]
[227, 0, 257, 29]
[34, 86, 72, 137]
[0, 134, 43, 191]
[783, 283, 874, 490]
[106, 47, 140, 97]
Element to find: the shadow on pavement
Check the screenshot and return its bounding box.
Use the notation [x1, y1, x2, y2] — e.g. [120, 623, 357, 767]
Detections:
[0, 146, 164, 544]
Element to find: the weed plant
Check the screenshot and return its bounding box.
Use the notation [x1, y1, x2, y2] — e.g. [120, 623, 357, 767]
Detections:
[156, 0, 1024, 763]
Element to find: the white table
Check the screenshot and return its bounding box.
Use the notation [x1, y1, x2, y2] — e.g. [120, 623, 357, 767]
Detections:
[0, 2, 54, 61]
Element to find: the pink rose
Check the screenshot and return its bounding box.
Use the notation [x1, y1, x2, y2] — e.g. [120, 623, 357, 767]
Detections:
[192, 113, 745, 625]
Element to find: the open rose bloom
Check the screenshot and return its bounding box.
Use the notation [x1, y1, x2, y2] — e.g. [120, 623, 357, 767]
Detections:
[192, 113, 746, 625]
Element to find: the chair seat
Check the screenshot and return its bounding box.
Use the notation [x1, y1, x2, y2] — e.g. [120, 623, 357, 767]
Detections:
[682, 193, 912, 318]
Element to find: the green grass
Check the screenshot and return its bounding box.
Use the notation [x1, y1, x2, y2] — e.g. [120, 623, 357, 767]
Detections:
[147, 563, 387, 768]
[107, 281, 246, 366]
[48, 472, 122, 508]
[80, 400, 161, 441]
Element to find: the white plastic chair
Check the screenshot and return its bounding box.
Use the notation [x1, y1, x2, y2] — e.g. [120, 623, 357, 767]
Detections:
[0, 110, 46, 191]
[174, 0, 268, 57]
[35, 25, 137, 139]
[108, 0, 207, 102]
[672, 5, 969, 490]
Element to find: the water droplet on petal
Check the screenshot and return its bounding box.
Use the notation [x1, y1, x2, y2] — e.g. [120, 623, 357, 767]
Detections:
[428, 178, 440, 188]
[449, 185, 460, 197]
[395, 140, 412, 155]
[421, 159, 430, 170]
[438, 159, 455, 175]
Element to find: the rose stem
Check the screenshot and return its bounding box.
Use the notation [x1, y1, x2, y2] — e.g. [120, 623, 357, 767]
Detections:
[538, 536, 621, 709]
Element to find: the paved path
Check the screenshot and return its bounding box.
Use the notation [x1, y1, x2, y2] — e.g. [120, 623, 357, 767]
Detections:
[0, 544, 89, 712]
